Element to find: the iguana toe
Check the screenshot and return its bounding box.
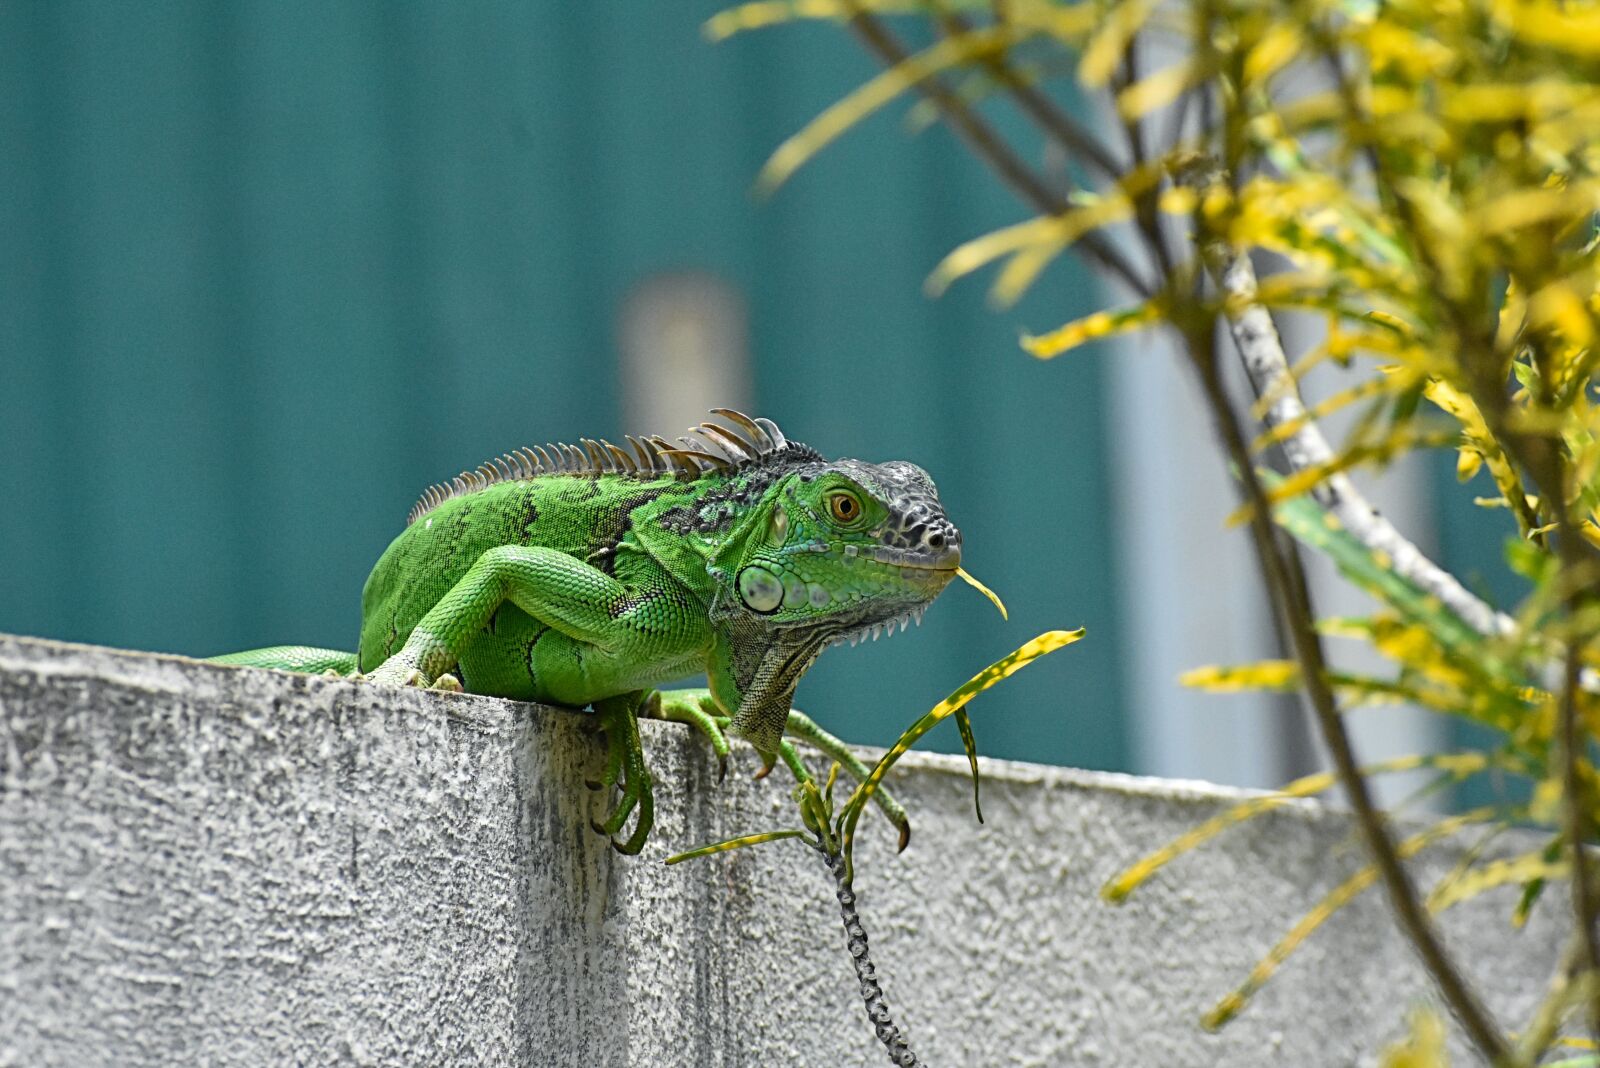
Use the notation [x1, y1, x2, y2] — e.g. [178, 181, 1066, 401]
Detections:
[589, 693, 656, 853]
[781, 707, 913, 849]
[363, 659, 430, 689]
[647, 688, 732, 784]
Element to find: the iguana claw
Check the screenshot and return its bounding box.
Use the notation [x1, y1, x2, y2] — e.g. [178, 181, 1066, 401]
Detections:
[783, 708, 914, 852]
[643, 689, 913, 849]
[362, 657, 430, 689]
[647, 689, 731, 784]
[591, 694, 654, 855]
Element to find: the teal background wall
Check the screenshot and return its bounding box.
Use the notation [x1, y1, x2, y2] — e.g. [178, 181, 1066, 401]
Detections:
[0, 3, 1127, 770]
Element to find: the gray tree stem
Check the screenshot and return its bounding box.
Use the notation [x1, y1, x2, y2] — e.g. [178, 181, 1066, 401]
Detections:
[1207, 247, 1514, 641]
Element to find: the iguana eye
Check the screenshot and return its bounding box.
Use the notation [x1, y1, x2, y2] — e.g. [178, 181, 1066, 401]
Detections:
[827, 491, 862, 525]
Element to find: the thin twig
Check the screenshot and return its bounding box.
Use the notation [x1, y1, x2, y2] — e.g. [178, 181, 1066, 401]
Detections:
[845, 9, 1153, 298]
[1114, 40, 1178, 287]
[928, 3, 1126, 182]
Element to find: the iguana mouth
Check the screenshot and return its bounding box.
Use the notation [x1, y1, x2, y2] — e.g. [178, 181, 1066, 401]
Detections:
[860, 545, 962, 571]
[876, 549, 960, 575]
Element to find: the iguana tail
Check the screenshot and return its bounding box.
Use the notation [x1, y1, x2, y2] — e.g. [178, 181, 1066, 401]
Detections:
[206, 646, 360, 675]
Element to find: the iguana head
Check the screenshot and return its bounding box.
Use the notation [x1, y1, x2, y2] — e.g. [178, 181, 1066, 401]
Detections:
[720, 456, 961, 639]
[639, 412, 963, 754]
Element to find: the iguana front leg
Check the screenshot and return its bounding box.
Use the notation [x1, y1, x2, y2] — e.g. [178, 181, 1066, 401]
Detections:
[365, 544, 702, 691]
[649, 688, 912, 850]
[366, 545, 707, 851]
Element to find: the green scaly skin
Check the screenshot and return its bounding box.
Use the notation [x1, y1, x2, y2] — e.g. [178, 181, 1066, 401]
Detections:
[208, 410, 962, 853]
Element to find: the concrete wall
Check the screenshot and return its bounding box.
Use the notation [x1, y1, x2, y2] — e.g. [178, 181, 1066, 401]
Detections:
[0, 633, 1563, 1066]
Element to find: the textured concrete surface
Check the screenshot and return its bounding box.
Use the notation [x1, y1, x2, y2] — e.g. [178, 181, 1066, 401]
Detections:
[0, 633, 1565, 1066]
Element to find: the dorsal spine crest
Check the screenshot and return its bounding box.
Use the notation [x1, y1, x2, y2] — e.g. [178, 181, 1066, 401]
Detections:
[404, 409, 822, 526]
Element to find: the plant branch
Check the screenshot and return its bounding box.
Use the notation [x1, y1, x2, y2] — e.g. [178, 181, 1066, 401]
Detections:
[844, 8, 1153, 298]
[1185, 321, 1515, 1064]
[1113, 42, 1178, 286]
[1203, 246, 1513, 640]
[927, 3, 1126, 182]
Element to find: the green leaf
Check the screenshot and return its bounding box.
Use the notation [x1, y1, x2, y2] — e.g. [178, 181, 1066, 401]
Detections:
[1266, 471, 1508, 677]
[665, 829, 811, 865]
[1513, 836, 1565, 927]
[954, 707, 984, 824]
[1505, 534, 1556, 583]
[836, 629, 1085, 878]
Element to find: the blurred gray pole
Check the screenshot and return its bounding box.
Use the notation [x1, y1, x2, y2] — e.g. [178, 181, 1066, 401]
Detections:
[617, 271, 752, 434]
[1106, 310, 1446, 802]
[1107, 331, 1289, 789]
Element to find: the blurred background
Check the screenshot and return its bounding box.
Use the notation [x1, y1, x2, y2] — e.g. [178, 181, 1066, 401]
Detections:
[0, 3, 1522, 792]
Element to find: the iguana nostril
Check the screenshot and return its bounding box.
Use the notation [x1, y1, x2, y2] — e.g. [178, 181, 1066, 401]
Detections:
[927, 532, 945, 549]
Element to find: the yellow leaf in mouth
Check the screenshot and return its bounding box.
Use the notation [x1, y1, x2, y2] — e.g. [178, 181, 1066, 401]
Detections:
[956, 566, 1008, 620]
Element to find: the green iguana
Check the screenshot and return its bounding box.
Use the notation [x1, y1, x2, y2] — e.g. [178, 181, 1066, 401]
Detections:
[209, 409, 962, 853]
